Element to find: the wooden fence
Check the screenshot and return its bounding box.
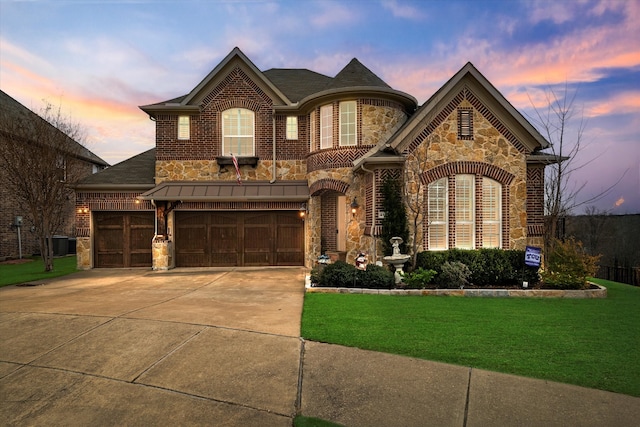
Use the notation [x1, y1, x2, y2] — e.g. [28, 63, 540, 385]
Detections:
[596, 265, 640, 287]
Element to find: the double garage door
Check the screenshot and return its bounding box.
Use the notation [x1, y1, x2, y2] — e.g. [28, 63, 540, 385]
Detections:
[94, 212, 155, 268]
[175, 211, 304, 267]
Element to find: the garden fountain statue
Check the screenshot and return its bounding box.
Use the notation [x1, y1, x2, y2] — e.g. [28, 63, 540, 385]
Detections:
[383, 237, 411, 285]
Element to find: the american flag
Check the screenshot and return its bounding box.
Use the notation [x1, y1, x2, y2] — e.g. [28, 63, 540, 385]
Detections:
[231, 153, 242, 185]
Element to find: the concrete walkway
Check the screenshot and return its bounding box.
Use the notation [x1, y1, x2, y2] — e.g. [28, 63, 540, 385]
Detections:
[0, 268, 638, 426]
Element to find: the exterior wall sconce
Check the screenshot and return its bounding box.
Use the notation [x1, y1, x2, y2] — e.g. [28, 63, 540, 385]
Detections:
[299, 203, 308, 220]
[77, 208, 89, 214]
[351, 197, 359, 217]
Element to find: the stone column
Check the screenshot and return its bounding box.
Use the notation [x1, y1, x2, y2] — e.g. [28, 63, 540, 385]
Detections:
[76, 237, 92, 270]
[152, 240, 171, 271]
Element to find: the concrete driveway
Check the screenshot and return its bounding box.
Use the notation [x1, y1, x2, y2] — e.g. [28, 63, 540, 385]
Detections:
[2, 267, 639, 426]
[0, 268, 305, 426]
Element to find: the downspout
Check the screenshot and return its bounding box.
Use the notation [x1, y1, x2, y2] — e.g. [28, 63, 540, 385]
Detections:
[150, 199, 158, 242]
[270, 114, 277, 183]
[360, 163, 377, 264]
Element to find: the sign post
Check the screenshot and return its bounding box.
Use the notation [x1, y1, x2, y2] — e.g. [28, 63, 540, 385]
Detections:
[523, 246, 541, 288]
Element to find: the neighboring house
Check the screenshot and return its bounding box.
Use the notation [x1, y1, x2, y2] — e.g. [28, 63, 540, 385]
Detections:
[75, 47, 555, 270]
[0, 89, 109, 260]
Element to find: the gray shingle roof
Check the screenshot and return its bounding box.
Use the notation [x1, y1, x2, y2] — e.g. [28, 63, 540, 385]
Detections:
[325, 58, 391, 90]
[76, 148, 155, 188]
[262, 69, 333, 103]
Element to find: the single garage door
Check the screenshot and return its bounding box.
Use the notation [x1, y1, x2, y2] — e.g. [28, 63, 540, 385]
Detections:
[175, 211, 304, 267]
[94, 212, 155, 268]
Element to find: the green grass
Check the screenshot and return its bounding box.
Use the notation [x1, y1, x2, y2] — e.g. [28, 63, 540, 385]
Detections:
[301, 278, 640, 397]
[0, 256, 79, 287]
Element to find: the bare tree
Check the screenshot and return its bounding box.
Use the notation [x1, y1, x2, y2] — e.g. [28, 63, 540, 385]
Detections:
[403, 147, 427, 269]
[527, 85, 625, 253]
[0, 100, 86, 271]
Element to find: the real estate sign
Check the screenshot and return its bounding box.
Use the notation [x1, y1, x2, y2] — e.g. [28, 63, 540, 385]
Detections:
[525, 246, 541, 267]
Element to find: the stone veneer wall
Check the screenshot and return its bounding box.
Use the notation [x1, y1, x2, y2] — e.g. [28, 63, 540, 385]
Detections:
[405, 98, 529, 251]
[360, 101, 408, 147]
[155, 159, 307, 183]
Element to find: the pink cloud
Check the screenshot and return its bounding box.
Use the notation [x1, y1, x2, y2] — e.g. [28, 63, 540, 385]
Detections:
[381, 0, 427, 20]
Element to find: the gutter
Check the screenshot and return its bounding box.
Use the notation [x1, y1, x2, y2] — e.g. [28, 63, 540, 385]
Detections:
[271, 114, 277, 183]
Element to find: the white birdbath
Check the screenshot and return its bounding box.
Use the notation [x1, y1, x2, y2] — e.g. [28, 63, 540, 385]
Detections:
[383, 237, 410, 285]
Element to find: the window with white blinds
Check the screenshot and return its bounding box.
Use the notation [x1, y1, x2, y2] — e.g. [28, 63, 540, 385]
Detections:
[482, 177, 502, 248]
[320, 104, 333, 149]
[455, 174, 475, 249]
[222, 108, 254, 156]
[428, 177, 448, 250]
[339, 101, 357, 146]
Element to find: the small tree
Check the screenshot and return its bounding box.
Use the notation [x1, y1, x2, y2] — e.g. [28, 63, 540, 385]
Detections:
[380, 175, 409, 256]
[0, 100, 86, 272]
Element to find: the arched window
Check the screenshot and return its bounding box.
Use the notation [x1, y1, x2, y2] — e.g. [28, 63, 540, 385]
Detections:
[222, 108, 254, 156]
[426, 174, 504, 250]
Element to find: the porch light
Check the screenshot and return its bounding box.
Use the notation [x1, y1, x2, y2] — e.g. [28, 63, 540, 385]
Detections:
[351, 197, 359, 217]
[299, 203, 308, 220]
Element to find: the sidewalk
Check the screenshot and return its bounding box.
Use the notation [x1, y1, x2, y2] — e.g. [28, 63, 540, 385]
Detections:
[1, 268, 638, 426]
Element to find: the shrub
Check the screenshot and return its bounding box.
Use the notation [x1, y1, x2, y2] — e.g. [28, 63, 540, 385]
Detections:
[360, 264, 395, 289]
[541, 238, 600, 290]
[439, 261, 472, 289]
[403, 268, 437, 289]
[416, 248, 540, 287]
[316, 261, 357, 288]
[314, 261, 394, 289]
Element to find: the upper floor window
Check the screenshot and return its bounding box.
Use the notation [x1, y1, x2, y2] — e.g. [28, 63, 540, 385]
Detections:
[222, 108, 254, 156]
[310, 111, 316, 151]
[178, 115, 190, 140]
[458, 108, 473, 140]
[286, 116, 298, 140]
[339, 101, 357, 146]
[320, 104, 333, 149]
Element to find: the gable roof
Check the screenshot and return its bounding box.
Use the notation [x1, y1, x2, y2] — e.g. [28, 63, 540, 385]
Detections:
[76, 148, 155, 190]
[140, 47, 292, 116]
[141, 48, 416, 116]
[354, 62, 550, 170]
[0, 89, 109, 167]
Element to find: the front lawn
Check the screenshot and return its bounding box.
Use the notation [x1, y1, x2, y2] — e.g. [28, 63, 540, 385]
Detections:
[0, 256, 78, 287]
[301, 278, 640, 397]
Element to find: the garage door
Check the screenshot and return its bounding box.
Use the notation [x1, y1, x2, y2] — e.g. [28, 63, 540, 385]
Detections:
[175, 211, 304, 267]
[94, 212, 155, 268]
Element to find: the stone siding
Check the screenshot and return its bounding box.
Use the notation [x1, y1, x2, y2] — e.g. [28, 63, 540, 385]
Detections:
[361, 102, 407, 147]
[406, 99, 529, 251]
[155, 159, 307, 183]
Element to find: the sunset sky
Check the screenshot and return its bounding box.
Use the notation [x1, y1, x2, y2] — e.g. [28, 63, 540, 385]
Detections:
[1, 0, 638, 214]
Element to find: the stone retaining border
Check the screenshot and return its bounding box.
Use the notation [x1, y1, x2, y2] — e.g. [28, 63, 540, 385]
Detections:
[305, 280, 607, 298]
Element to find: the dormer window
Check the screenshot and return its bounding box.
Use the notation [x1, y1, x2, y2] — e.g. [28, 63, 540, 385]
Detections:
[286, 116, 298, 140]
[458, 108, 473, 140]
[222, 108, 255, 156]
[178, 115, 190, 140]
[339, 101, 357, 146]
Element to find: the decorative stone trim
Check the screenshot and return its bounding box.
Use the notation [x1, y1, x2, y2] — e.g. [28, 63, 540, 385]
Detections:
[420, 161, 515, 186]
[309, 178, 350, 196]
[306, 283, 607, 298]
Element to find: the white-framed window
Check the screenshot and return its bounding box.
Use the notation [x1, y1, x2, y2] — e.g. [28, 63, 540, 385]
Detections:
[178, 115, 190, 140]
[320, 104, 333, 149]
[339, 100, 356, 146]
[222, 108, 255, 156]
[455, 174, 475, 249]
[428, 177, 448, 250]
[286, 116, 298, 140]
[56, 154, 67, 182]
[482, 177, 502, 248]
[309, 111, 316, 151]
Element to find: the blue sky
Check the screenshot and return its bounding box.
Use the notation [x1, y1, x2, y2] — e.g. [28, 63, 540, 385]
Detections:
[1, 0, 638, 214]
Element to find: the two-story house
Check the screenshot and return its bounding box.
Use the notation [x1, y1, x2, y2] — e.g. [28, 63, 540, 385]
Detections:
[75, 47, 553, 270]
[0, 90, 109, 260]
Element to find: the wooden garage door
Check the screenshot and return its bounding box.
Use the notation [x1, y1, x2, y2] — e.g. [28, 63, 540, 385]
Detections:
[175, 211, 303, 267]
[94, 212, 155, 268]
